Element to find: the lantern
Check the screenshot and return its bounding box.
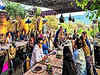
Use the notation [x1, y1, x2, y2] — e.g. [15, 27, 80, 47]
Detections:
[59, 14, 64, 23]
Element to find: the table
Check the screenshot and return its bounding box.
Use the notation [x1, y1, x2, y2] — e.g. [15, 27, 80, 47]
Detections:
[24, 55, 63, 75]
[15, 41, 28, 48]
[0, 41, 28, 49]
[0, 41, 28, 56]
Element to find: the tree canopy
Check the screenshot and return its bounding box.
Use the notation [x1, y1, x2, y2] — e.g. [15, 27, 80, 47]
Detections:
[3, 0, 26, 19]
[75, 0, 100, 20]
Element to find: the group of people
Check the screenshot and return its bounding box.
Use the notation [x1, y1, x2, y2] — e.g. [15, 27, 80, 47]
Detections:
[0, 21, 98, 75]
[30, 30, 55, 67]
[53, 26, 98, 75]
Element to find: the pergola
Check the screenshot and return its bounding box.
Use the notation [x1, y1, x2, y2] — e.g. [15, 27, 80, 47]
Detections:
[9, 0, 82, 13]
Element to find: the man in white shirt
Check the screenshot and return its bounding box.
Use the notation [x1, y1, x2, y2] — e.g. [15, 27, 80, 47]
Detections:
[30, 38, 44, 67]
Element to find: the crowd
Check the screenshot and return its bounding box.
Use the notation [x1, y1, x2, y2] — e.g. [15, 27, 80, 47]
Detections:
[0, 18, 98, 75]
[21, 24, 98, 75]
[0, 19, 55, 74]
[54, 26, 98, 75]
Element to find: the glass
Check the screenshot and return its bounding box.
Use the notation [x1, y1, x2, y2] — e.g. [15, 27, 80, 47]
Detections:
[42, 65, 47, 71]
[45, 58, 48, 63]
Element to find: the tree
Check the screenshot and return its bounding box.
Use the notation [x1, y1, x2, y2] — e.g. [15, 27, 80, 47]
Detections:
[34, 7, 41, 17]
[75, 0, 100, 36]
[46, 16, 58, 29]
[75, 0, 99, 19]
[5, 1, 26, 19]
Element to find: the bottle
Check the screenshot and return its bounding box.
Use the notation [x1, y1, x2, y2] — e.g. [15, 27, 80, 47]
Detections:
[26, 56, 30, 71]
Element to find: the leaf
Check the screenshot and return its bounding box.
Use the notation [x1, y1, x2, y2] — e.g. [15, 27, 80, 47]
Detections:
[90, 4, 95, 11]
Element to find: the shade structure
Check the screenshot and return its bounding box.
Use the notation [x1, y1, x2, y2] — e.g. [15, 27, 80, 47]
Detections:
[0, 0, 5, 10]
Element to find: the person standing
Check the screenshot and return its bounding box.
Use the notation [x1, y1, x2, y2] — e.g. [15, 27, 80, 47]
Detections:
[62, 45, 77, 75]
[42, 18, 48, 34]
[73, 30, 78, 40]
[54, 26, 63, 48]
[62, 33, 77, 75]
[73, 38, 87, 75]
[81, 32, 98, 75]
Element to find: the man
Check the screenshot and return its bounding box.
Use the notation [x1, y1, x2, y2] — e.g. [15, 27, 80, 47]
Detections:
[30, 38, 44, 67]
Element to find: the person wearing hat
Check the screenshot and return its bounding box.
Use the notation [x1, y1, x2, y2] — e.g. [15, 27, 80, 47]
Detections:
[30, 38, 45, 67]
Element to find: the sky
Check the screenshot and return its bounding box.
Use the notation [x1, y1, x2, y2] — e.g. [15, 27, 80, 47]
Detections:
[56, 11, 92, 25]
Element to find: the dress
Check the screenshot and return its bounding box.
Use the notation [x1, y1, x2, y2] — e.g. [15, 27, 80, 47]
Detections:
[62, 46, 77, 75]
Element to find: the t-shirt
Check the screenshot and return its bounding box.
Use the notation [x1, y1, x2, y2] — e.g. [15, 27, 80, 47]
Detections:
[30, 44, 44, 67]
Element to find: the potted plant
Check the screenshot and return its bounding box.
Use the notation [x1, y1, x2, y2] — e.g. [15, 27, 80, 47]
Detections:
[46, 64, 52, 75]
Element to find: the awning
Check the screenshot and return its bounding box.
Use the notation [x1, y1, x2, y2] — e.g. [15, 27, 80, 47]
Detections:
[0, 0, 5, 10]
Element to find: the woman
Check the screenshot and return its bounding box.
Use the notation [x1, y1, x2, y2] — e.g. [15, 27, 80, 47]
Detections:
[73, 38, 87, 75]
[30, 38, 44, 67]
[62, 45, 77, 75]
[62, 33, 76, 75]
[81, 32, 98, 75]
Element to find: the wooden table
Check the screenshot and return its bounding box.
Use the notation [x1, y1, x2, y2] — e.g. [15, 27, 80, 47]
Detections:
[24, 55, 63, 75]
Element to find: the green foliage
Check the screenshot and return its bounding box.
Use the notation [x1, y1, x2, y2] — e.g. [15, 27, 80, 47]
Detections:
[5, 2, 26, 19]
[75, 0, 89, 9]
[76, 0, 100, 19]
[98, 21, 100, 32]
[76, 0, 100, 34]
[35, 8, 41, 17]
[2, 0, 8, 5]
[77, 28, 83, 35]
[46, 16, 58, 29]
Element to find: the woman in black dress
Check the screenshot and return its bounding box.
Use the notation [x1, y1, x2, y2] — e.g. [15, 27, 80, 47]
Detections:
[62, 45, 77, 75]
